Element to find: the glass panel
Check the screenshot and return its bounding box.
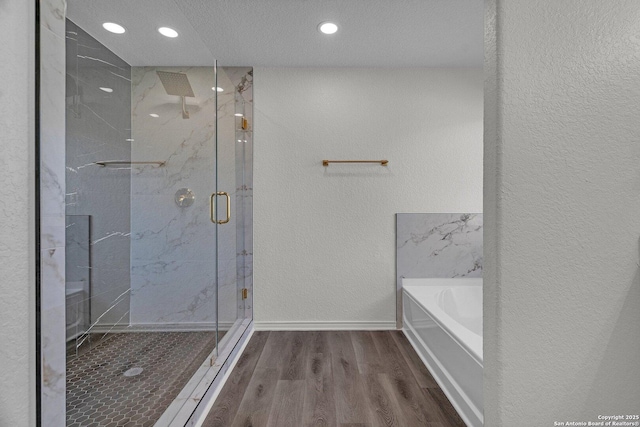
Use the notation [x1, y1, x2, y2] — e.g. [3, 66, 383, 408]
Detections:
[216, 66, 254, 351]
[65, 20, 132, 359]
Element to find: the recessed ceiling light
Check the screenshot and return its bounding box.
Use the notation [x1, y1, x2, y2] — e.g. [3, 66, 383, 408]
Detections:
[149, 113, 159, 118]
[103, 22, 126, 34]
[212, 87, 224, 92]
[99, 87, 113, 93]
[125, 138, 134, 142]
[318, 22, 338, 35]
[234, 113, 244, 117]
[158, 27, 179, 38]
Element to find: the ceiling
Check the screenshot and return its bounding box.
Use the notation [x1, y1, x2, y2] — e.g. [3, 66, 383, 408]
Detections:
[67, 0, 483, 68]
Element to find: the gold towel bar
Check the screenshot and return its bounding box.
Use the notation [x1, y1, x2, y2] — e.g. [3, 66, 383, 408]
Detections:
[95, 161, 166, 167]
[322, 159, 388, 167]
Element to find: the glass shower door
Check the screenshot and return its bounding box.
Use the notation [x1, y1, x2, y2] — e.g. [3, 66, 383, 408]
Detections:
[214, 66, 253, 353]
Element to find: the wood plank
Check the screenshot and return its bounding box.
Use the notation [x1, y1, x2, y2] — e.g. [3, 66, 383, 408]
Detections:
[280, 331, 310, 380]
[230, 368, 279, 427]
[378, 374, 445, 427]
[302, 351, 336, 427]
[370, 331, 438, 426]
[202, 331, 270, 427]
[390, 331, 439, 388]
[255, 331, 289, 369]
[362, 373, 404, 427]
[265, 380, 306, 427]
[423, 388, 466, 427]
[350, 331, 385, 374]
[309, 330, 330, 354]
[205, 330, 462, 427]
[328, 331, 371, 425]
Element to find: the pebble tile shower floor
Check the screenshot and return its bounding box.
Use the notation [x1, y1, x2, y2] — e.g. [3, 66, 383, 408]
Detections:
[66, 331, 224, 427]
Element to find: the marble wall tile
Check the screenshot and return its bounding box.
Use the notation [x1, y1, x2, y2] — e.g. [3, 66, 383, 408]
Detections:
[41, 247, 66, 312]
[41, 214, 65, 251]
[130, 66, 221, 325]
[41, 306, 66, 427]
[130, 194, 217, 261]
[39, 1, 67, 421]
[397, 213, 483, 280]
[40, 31, 66, 218]
[130, 260, 216, 325]
[40, 0, 66, 37]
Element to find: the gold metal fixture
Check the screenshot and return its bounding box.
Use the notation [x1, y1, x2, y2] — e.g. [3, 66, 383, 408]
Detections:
[241, 117, 248, 130]
[322, 159, 389, 167]
[210, 191, 231, 224]
[241, 288, 248, 300]
[209, 193, 215, 223]
[95, 161, 166, 167]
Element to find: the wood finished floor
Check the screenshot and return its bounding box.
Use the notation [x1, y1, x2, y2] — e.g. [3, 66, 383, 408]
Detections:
[203, 331, 466, 427]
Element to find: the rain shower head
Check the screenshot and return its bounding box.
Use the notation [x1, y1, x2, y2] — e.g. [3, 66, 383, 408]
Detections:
[156, 70, 195, 119]
[156, 71, 195, 97]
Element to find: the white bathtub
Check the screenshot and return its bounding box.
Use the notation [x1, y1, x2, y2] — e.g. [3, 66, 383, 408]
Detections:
[403, 278, 483, 427]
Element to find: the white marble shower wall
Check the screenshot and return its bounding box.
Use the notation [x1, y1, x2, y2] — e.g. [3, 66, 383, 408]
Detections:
[396, 213, 483, 281]
[40, 0, 67, 423]
[130, 66, 246, 329]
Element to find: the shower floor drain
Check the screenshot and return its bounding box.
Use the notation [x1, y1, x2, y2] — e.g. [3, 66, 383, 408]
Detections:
[123, 367, 144, 377]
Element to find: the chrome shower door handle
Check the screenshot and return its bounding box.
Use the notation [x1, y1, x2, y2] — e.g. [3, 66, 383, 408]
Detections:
[210, 191, 231, 224]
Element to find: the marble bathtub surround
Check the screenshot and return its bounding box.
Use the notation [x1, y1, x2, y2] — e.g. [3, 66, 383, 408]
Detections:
[396, 213, 483, 326]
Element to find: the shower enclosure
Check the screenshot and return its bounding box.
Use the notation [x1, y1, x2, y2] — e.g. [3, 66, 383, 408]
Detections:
[38, 1, 253, 425]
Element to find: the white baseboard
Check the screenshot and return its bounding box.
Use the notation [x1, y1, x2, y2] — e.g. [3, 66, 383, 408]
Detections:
[254, 320, 397, 331]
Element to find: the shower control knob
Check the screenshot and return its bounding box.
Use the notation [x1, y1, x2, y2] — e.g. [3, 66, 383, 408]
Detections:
[175, 188, 195, 208]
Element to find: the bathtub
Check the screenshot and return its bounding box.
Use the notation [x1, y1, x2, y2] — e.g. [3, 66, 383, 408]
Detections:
[402, 278, 483, 427]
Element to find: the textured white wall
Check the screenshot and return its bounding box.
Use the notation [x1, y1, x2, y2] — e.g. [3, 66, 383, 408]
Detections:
[0, 0, 35, 425]
[253, 67, 483, 327]
[484, 0, 640, 424]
